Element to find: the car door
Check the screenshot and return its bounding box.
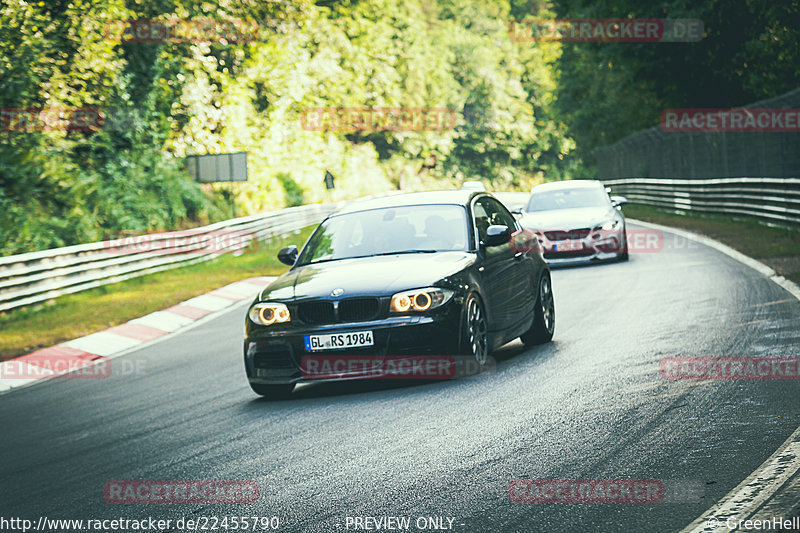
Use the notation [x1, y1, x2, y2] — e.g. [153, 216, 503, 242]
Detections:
[473, 196, 532, 332]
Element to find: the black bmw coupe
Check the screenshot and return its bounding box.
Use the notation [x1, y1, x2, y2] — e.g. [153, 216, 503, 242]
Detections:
[244, 191, 555, 398]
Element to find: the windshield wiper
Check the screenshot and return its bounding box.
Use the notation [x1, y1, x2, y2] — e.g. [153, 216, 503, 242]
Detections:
[374, 249, 439, 256]
[304, 254, 373, 265]
[303, 249, 440, 265]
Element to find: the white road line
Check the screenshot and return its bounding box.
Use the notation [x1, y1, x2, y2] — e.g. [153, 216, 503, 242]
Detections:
[630, 219, 794, 288]
[627, 220, 800, 531]
[682, 438, 800, 532]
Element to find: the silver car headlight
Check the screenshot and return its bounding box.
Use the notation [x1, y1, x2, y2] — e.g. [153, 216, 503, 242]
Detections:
[390, 287, 454, 313]
[599, 218, 621, 231]
[249, 302, 291, 325]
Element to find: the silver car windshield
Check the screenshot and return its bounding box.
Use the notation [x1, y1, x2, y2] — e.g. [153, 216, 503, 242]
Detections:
[526, 188, 609, 211]
[297, 204, 469, 265]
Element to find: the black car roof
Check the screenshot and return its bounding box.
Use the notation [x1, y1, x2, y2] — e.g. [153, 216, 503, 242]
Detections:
[332, 190, 484, 216]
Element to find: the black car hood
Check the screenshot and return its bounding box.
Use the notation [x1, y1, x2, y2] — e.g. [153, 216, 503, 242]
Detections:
[260, 252, 475, 301]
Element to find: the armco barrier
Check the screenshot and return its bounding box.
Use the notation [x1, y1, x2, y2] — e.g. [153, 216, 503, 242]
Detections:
[0, 203, 338, 313]
[603, 177, 800, 226]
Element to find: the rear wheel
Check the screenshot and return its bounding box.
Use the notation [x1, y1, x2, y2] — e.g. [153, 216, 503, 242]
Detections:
[521, 272, 555, 346]
[249, 383, 295, 399]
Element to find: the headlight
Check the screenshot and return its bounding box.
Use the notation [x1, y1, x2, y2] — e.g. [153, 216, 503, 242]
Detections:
[600, 219, 620, 231]
[390, 287, 454, 313]
[249, 302, 291, 325]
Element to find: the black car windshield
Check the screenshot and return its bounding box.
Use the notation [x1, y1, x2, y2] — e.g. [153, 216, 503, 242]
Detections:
[297, 204, 469, 265]
[526, 187, 610, 212]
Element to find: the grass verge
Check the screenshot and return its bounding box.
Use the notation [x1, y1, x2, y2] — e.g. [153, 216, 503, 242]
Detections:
[623, 203, 800, 284]
[0, 226, 316, 362]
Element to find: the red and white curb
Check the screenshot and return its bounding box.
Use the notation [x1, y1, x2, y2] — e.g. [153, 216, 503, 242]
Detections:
[0, 276, 276, 394]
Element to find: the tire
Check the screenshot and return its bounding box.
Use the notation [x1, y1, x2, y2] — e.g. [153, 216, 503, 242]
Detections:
[521, 271, 555, 346]
[460, 294, 489, 369]
[249, 383, 295, 399]
[618, 229, 629, 261]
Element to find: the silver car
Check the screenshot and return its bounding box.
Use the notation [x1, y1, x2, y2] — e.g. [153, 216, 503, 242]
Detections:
[518, 180, 628, 265]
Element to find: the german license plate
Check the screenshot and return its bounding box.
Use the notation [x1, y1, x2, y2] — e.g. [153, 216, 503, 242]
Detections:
[304, 331, 374, 351]
[553, 239, 583, 252]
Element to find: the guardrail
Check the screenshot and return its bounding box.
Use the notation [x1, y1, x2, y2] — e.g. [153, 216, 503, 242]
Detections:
[0, 203, 339, 313]
[603, 177, 800, 226]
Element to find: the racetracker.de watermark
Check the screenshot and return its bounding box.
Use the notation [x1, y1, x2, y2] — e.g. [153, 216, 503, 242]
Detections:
[509, 18, 703, 42]
[509, 229, 541, 255]
[104, 18, 262, 44]
[103, 230, 254, 256]
[660, 357, 800, 380]
[509, 479, 663, 503]
[660, 108, 800, 132]
[300, 107, 458, 132]
[530, 228, 667, 253]
[299, 355, 495, 380]
[103, 481, 259, 504]
[1, 356, 110, 379]
[1, 355, 145, 380]
[1, 108, 154, 133]
[1, 108, 101, 132]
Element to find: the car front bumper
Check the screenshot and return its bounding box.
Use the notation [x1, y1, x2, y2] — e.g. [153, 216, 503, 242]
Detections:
[541, 230, 626, 265]
[244, 306, 462, 385]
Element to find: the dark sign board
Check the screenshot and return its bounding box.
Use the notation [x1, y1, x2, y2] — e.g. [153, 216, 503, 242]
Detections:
[187, 152, 248, 183]
[324, 170, 336, 190]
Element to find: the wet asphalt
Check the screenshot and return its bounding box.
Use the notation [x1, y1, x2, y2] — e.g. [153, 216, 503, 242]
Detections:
[1, 224, 799, 533]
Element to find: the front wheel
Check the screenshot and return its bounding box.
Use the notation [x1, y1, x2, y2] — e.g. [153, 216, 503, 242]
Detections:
[460, 294, 489, 368]
[618, 229, 629, 261]
[249, 383, 295, 399]
[521, 272, 555, 346]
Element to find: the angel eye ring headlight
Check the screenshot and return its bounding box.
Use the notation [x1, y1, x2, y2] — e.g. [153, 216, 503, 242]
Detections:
[390, 288, 454, 314]
[249, 302, 291, 326]
[414, 292, 431, 311]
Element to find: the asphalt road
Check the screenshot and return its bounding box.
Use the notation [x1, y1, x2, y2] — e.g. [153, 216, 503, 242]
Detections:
[2, 225, 800, 533]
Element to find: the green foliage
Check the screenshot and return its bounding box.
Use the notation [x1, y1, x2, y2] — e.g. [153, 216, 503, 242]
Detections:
[1, 0, 580, 255]
[277, 172, 306, 207]
[551, 0, 800, 167]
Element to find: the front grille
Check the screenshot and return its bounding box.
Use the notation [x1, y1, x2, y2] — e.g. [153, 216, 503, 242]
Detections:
[338, 298, 380, 322]
[545, 228, 591, 241]
[298, 301, 335, 325]
[544, 249, 595, 259]
[297, 298, 382, 325]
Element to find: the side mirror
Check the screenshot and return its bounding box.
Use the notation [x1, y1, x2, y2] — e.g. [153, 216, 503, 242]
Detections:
[277, 245, 298, 266]
[611, 195, 628, 208]
[481, 225, 512, 247]
[511, 207, 523, 216]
